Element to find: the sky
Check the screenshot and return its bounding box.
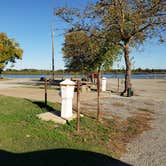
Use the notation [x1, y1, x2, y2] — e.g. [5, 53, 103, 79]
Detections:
[0, 0, 165, 70]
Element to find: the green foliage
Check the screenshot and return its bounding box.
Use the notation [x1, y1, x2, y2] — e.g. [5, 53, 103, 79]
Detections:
[94, 0, 166, 47]
[63, 30, 95, 73]
[63, 30, 120, 73]
[0, 33, 23, 73]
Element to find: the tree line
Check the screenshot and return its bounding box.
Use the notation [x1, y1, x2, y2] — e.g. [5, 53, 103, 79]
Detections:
[3, 68, 166, 75]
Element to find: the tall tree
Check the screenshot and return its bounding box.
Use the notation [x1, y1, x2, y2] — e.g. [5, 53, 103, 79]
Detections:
[94, 0, 166, 95]
[0, 33, 23, 74]
[55, 0, 166, 96]
[63, 29, 119, 74]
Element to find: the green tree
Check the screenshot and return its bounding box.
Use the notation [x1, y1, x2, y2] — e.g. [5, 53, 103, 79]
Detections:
[63, 29, 119, 74]
[0, 33, 23, 74]
[55, 0, 166, 96]
[63, 30, 94, 73]
[94, 0, 166, 95]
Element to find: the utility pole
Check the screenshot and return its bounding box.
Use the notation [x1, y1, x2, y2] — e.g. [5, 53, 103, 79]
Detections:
[51, 23, 55, 80]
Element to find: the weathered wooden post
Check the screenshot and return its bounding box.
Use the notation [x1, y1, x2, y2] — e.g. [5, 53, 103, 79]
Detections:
[76, 80, 80, 132]
[44, 79, 47, 107]
[118, 77, 119, 92]
[97, 73, 101, 121]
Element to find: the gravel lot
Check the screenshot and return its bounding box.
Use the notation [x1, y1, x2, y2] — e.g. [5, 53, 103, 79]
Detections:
[121, 99, 166, 166]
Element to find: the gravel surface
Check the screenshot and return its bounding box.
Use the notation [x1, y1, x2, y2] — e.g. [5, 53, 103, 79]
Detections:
[81, 96, 156, 120]
[121, 99, 166, 166]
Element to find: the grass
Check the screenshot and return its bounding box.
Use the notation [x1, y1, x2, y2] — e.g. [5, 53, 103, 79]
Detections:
[0, 95, 153, 159]
[0, 95, 115, 157]
[112, 102, 125, 107]
[144, 102, 154, 106]
[137, 107, 154, 113]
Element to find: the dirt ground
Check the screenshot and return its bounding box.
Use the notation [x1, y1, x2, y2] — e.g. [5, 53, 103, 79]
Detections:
[0, 78, 166, 101]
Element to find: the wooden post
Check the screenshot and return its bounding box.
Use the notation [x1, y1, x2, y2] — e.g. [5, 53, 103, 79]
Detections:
[44, 79, 47, 107]
[118, 77, 119, 92]
[76, 81, 80, 132]
[97, 73, 101, 121]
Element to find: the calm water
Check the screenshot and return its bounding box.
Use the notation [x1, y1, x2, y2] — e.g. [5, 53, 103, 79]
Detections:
[4, 74, 166, 79]
[104, 74, 166, 79]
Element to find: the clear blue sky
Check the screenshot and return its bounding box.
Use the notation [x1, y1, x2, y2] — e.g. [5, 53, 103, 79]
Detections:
[0, 0, 165, 70]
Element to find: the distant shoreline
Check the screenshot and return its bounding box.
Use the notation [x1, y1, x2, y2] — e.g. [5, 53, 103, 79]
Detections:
[2, 71, 166, 75]
[2, 69, 166, 75]
[2, 73, 166, 79]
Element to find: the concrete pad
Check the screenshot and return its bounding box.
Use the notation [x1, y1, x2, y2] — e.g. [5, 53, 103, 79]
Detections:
[37, 112, 77, 124]
[37, 112, 66, 124]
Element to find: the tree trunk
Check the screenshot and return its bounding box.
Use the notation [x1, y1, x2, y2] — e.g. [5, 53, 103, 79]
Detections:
[76, 80, 80, 133]
[0, 69, 2, 78]
[121, 43, 132, 96]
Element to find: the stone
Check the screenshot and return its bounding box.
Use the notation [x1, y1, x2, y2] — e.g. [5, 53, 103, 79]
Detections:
[37, 112, 66, 124]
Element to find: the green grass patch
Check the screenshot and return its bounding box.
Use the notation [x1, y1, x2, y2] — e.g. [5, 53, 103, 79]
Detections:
[0, 95, 115, 157]
[0, 95, 153, 160]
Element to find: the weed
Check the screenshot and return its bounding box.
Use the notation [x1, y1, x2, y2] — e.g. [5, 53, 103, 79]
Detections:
[137, 108, 154, 113]
[112, 102, 125, 107]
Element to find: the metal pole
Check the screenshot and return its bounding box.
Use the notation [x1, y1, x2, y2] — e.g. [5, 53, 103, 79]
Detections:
[51, 26, 55, 80]
[77, 81, 80, 132]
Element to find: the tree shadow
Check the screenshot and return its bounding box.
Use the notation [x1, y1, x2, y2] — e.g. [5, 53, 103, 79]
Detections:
[0, 149, 132, 166]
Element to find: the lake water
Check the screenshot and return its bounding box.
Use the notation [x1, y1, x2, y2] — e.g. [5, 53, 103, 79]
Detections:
[3, 74, 166, 79]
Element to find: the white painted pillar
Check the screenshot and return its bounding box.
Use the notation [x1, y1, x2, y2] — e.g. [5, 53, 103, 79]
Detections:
[101, 77, 107, 92]
[60, 79, 75, 119]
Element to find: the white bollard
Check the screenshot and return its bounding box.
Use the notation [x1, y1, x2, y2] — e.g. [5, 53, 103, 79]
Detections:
[60, 79, 75, 119]
[101, 77, 107, 92]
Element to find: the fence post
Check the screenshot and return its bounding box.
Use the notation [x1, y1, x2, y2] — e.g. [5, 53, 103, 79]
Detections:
[76, 80, 80, 132]
[97, 73, 101, 121]
[118, 77, 119, 92]
[44, 79, 47, 107]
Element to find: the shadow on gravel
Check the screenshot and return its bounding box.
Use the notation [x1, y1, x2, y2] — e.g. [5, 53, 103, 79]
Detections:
[0, 149, 132, 166]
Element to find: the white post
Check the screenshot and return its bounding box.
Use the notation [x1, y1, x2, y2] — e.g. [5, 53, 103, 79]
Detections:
[60, 79, 75, 119]
[101, 77, 107, 92]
